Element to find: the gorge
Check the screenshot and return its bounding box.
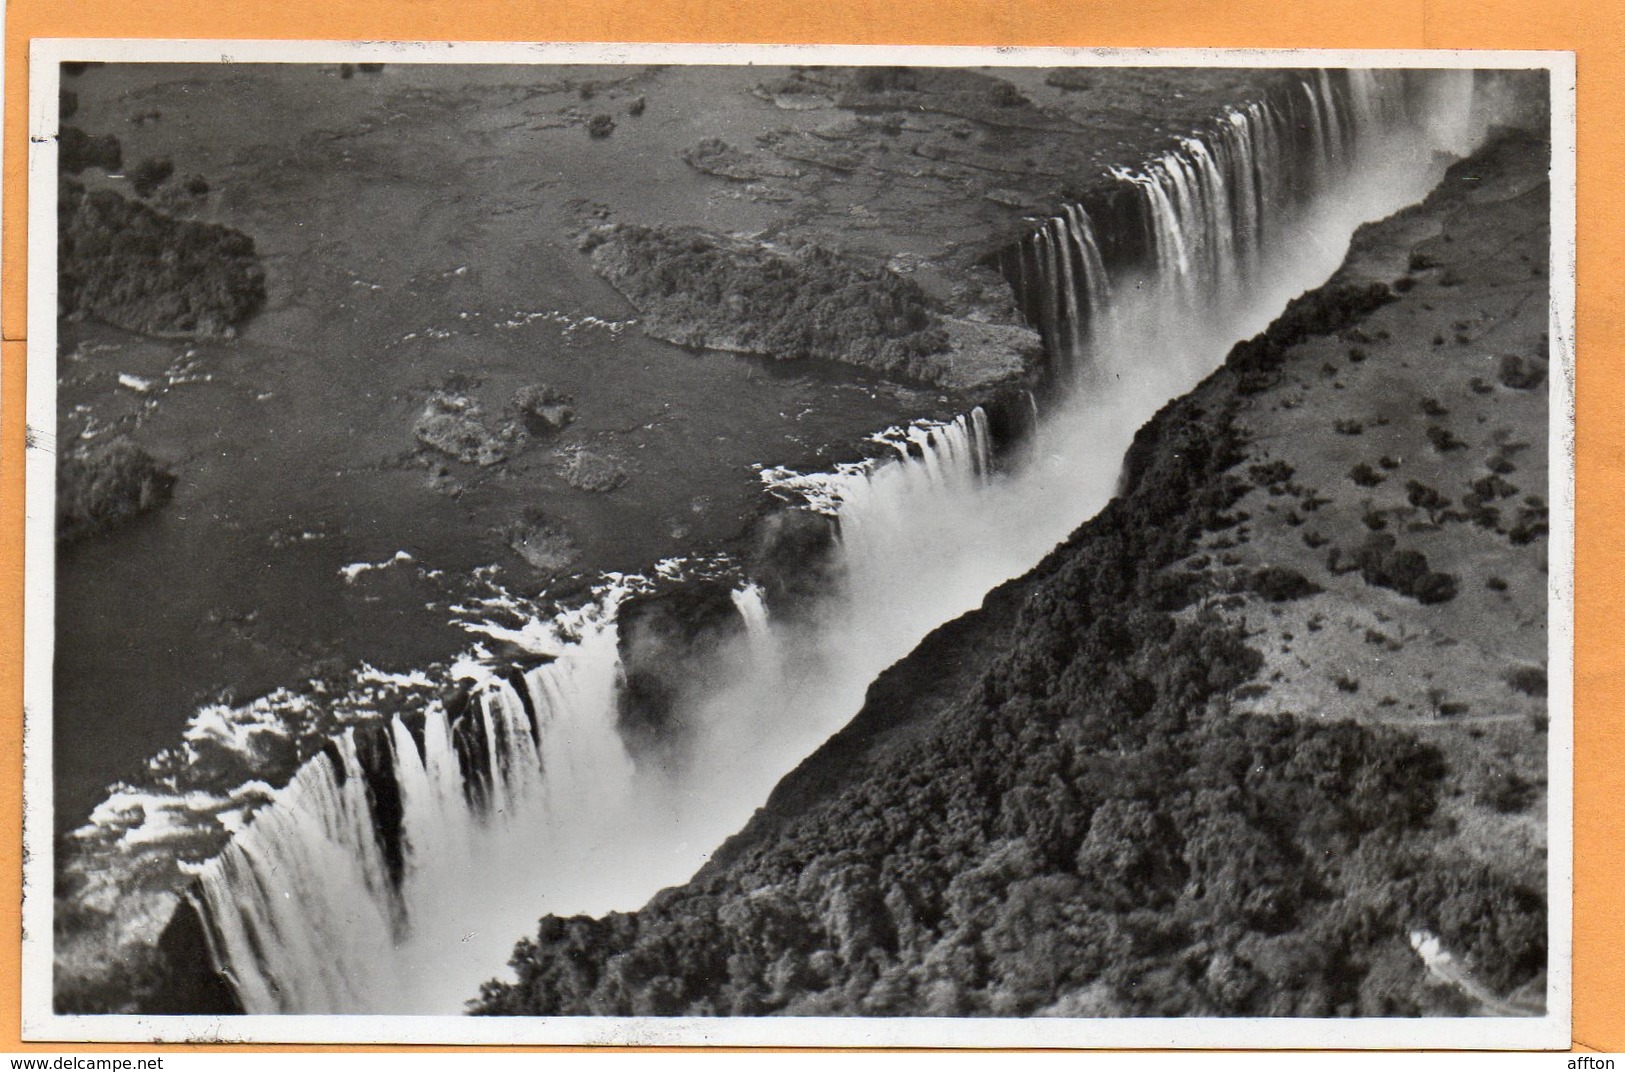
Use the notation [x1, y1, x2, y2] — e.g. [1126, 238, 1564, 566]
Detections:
[43, 60, 1551, 1030]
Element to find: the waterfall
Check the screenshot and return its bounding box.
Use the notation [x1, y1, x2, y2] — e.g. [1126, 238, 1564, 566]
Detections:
[193, 597, 635, 1013]
[182, 68, 1483, 1015]
[1012, 68, 1477, 386]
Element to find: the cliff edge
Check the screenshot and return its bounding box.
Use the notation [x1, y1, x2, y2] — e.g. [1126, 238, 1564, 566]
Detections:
[471, 127, 1552, 1019]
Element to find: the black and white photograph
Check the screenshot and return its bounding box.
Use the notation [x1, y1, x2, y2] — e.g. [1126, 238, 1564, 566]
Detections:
[22, 43, 1573, 1047]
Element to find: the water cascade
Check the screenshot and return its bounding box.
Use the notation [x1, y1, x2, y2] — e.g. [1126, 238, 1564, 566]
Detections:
[185, 68, 1484, 1015]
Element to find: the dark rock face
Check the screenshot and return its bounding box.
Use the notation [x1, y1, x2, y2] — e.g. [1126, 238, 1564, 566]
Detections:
[142, 899, 247, 1016]
[614, 583, 747, 758]
[744, 507, 840, 617]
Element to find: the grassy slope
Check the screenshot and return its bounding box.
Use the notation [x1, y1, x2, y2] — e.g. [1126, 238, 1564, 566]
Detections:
[470, 129, 1551, 1019]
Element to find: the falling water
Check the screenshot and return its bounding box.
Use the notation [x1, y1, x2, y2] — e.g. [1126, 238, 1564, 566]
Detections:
[187, 68, 1484, 1015]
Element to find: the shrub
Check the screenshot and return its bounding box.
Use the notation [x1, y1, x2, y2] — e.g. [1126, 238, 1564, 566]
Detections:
[1348, 462, 1384, 488]
[1248, 461, 1294, 487]
[1426, 425, 1466, 452]
[1505, 665, 1546, 697]
[587, 114, 616, 138]
[1497, 354, 1546, 390]
[1405, 479, 1453, 524]
[1351, 533, 1458, 604]
[1508, 505, 1548, 546]
[1471, 474, 1517, 500]
[1473, 768, 1537, 814]
[1248, 567, 1322, 603]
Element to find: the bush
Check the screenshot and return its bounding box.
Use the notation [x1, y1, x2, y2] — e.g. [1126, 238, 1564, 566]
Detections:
[1508, 505, 1548, 545]
[1473, 767, 1536, 814]
[1505, 665, 1546, 697]
[1348, 462, 1384, 488]
[1497, 353, 1546, 390]
[587, 114, 616, 138]
[1350, 533, 1458, 604]
[1426, 425, 1466, 452]
[1248, 566, 1323, 603]
[1248, 461, 1294, 487]
[1405, 479, 1453, 524]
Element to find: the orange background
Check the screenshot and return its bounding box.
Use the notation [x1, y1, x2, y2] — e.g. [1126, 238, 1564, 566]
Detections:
[2, 0, 1619, 1053]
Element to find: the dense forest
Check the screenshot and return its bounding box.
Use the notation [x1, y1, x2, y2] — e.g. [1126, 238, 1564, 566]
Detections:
[58, 169, 264, 338]
[471, 277, 1545, 1018]
[583, 224, 954, 382]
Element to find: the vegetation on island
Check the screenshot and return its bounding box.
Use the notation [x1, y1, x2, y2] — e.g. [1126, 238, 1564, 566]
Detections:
[57, 437, 177, 545]
[758, 67, 1047, 129]
[58, 177, 266, 338]
[582, 223, 952, 382]
[58, 126, 123, 176]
